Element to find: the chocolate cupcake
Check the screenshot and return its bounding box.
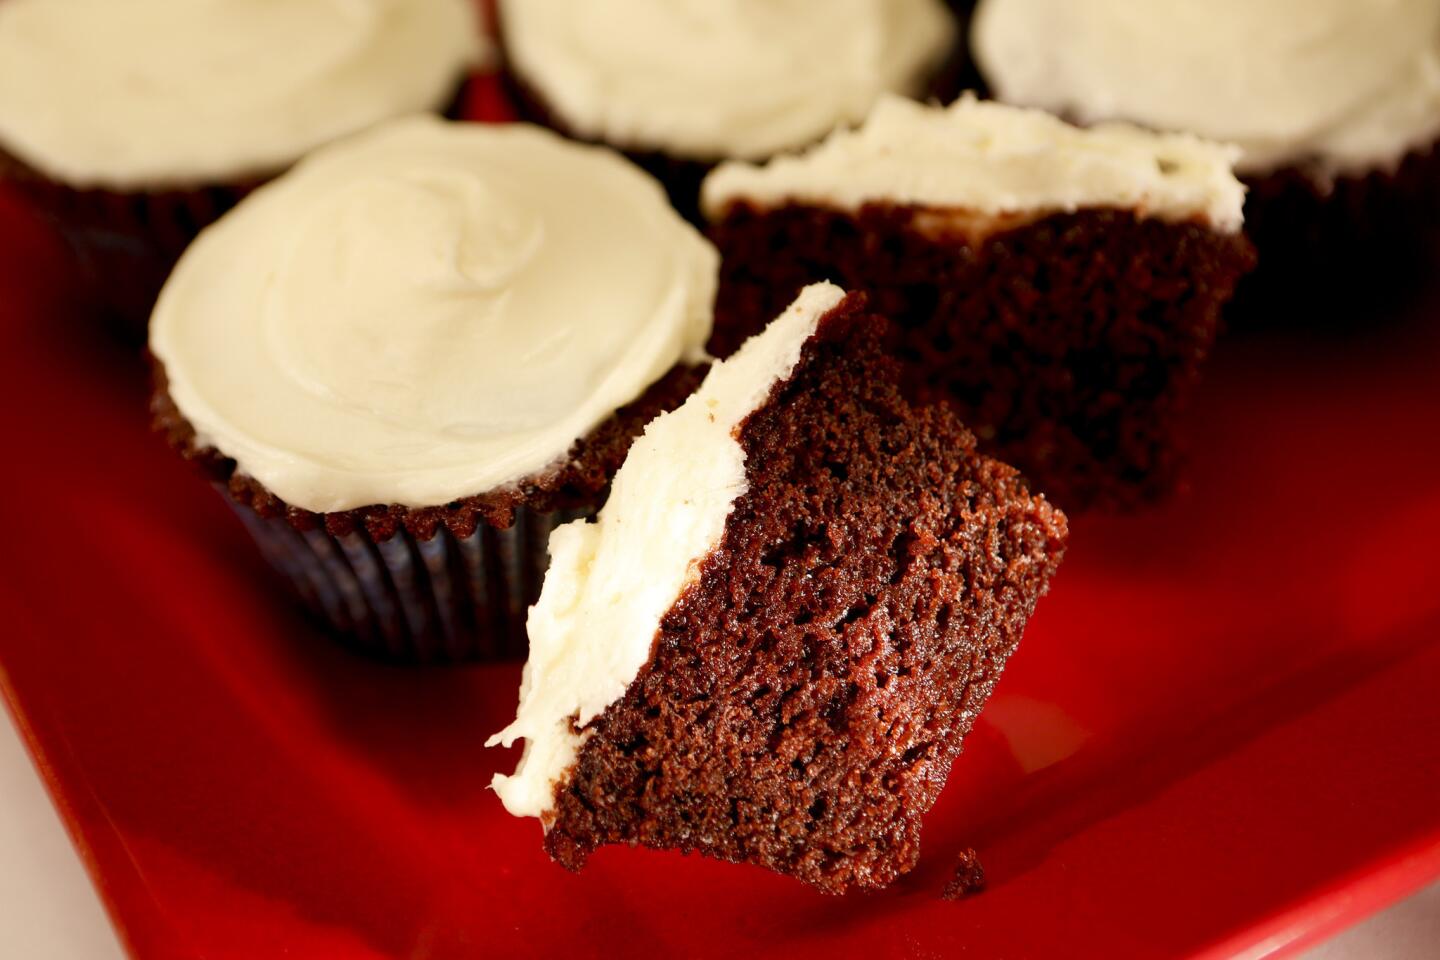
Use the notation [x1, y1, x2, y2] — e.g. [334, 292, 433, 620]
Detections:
[495, 0, 959, 218]
[489, 284, 1067, 891]
[702, 96, 1254, 511]
[150, 116, 718, 662]
[970, 0, 1440, 323]
[0, 0, 485, 336]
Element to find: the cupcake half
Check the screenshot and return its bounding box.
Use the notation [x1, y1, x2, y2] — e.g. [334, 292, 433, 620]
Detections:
[496, 0, 958, 216]
[489, 284, 1067, 892]
[970, 0, 1440, 321]
[702, 96, 1255, 511]
[150, 116, 718, 662]
[0, 0, 485, 335]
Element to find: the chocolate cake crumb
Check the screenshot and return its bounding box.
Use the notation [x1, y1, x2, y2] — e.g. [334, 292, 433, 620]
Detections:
[941, 848, 987, 901]
[708, 204, 1255, 511]
[543, 295, 1067, 894]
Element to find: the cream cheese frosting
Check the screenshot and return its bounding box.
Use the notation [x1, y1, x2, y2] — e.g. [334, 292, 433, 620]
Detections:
[702, 95, 1247, 233]
[971, 0, 1440, 176]
[488, 282, 847, 820]
[0, 0, 484, 189]
[151, 116, 718, 514]
[498, 0, 956, 161]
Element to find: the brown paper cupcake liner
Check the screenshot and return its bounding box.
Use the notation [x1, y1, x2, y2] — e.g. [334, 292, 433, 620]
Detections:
[229, 490, 588, 663]
[152, 353, 705, 664]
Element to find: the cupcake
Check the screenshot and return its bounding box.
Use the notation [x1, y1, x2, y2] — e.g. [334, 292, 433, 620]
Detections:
[495, 0, 958, 217]
[0, 0, 485, 336]
[489, 284, 1067, 891]
[702, 96, 1255, 511]
[970, 0, 1440, 322]
[150, 116, 718, 662]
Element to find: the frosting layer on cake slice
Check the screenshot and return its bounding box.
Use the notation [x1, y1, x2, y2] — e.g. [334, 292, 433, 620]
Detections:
[489, 283, 847, 818]
[703, 95, 1245, 233]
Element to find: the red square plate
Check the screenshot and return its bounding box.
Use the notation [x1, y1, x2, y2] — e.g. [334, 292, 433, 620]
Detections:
[2, 111, 1439, 958]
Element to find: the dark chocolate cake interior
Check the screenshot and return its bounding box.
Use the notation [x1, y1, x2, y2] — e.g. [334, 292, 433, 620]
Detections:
[544, 294, 1068, 893]
[708, 204, 1256, 510]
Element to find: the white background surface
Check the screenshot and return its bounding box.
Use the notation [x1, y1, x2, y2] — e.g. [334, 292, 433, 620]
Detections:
[0, 710, 124, 960]
[1, 708, 1435, 959]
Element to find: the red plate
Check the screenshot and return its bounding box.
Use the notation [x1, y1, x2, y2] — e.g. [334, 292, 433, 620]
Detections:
[3, 121, 1440, 958]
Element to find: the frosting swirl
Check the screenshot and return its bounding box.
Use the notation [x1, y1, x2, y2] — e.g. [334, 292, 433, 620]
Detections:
[0, 0, 483, 188]
[499, 0, 956, 161]
[151, 116, 719, 513]
[972, 0, 1440, 175]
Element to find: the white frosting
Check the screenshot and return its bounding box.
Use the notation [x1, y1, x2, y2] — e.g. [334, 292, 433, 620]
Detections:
[488, 283, 847, 820]
[972, 0, 1440, 175]
[151, 116, 718, 513]
[0, 0, 484, 189]
[498, 0, 956, 161]
[702, 95, 1247, 233]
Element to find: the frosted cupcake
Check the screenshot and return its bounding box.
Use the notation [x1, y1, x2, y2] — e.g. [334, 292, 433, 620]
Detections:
[496, 0, 958, 216]
[0, 0, 484, 335]
[702, 96, 1254, 510]
[150, 116, 717, 662]
[970, 0, 1440, 321]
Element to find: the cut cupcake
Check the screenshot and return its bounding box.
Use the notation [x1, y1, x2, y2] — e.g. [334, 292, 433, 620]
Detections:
[703, 95, 1256, 510]
[150, 116, 717, 662]
[489, 283, 1067, 894]
[496, 0, 958, 216]
[0, 0, 485, 333]
[970, 0, 1440, 321]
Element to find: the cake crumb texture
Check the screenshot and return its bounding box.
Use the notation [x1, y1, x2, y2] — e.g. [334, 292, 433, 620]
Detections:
[709, 205, 1255, 510]
[942, 847, 987, 901]
[544, 296, 1067, 893]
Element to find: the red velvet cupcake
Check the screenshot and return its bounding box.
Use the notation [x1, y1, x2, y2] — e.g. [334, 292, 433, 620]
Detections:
[149, 117, 717, 662]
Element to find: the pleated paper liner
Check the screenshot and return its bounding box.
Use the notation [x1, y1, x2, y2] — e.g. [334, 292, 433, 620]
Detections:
[230, 491, 588, 663]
